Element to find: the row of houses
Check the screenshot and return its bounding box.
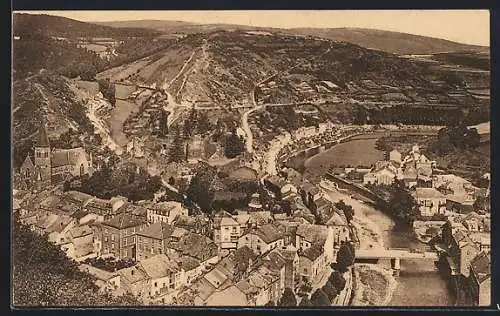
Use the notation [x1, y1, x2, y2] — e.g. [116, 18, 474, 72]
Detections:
[360, 145, 489, 217]
[440, 211, 491, 306]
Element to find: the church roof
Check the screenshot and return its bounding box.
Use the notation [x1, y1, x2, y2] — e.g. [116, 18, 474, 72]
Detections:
[36, 124, 50, 147]
[51, 148, 88, 168]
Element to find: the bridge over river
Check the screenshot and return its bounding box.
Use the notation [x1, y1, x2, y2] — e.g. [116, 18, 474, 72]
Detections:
[356, 247, 439, 271]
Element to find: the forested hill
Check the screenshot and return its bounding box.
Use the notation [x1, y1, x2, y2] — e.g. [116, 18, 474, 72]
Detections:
[13, 13, 161, 38]
[12, 219, 140, 306]
[97, 20, 488, 55]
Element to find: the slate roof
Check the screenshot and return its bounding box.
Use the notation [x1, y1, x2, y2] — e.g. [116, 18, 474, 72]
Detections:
[300, 246, 323, 261]
[102, 212, 146, 230]
[136, 222, 174, 240]
[176, 256, 200, 272]
[415, 188, 445, 200]
[118, 265, 148, 284]
[220, 216, 239, 226]
[470, 252, 491, 283]
[45, 214, 73, 233]
[36, 124, 50, 147]
[140, 254, 181, 279]
[244, 223, 284, 244]
[68, 225, 93, 239]
[204, 267, 228, 288]
[296, 223, 328, 246]
[168, 232, 218, 262]
[51, 148, 88, 168]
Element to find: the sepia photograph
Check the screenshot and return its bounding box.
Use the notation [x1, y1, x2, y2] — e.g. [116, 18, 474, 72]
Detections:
[11, 9, 491, 308]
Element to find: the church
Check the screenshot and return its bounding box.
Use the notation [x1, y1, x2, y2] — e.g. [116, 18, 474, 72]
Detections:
[18, 124, 94, 190]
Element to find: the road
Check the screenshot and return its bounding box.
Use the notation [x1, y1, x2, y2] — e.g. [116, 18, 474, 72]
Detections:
[86, 97, 121, 154]
[240, 45, 333, 154]
[241, 105, 265, 153]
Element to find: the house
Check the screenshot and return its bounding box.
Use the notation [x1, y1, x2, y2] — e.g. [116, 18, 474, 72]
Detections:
[45, 214, 77, 245]
[363, 166, 397, 186]
[237, 223, 285, 255]
[248, 211, 274, 227]
[247, 266, 282, 305]
[79, 264, 121, 294]
[218, 215, 241, 250]
[325, 211, 350, 248]
[172, 214, 211, 236]
[60, 224, 97, 262]
[273, 246, 300, 290]
[205, 283, 253, 306]
[176, 255, 202, 284]
[414, 188, 447, 217]
[468, 251, 491, 306]
[117, 265, 150, 301]
[295, 223, 334, 281]
[84, 198, 116, 220]
[140, 254, 186, 304]
[389, 149, 402, 164]
[101, 213, 148, 260]
[403, 165, 418, 188]
[146, 201, 188, 224]
[448, 229, 480, 277]
[433, 174, 476, 201]
[135, 222, 175, 261]
[298, 246, 324, 284]
[19, 124, 93, 189]
[166, 231, 219, 269]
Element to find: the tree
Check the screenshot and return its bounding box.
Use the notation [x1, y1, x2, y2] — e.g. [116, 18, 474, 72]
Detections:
[278, 288, 297, 306]
[388, 179, 418, 223]
[321, 281, 338, 301]
[329, 270, 346, 292]
[335, 241, 355, 272]
[12, 220, 140, 306]
[168, 126, 186, 163]
[265, 300, 275, 306]
[310, 289, 330, 306]
[224, 131, 245, 158]
[298, 296, 312, 306]
[335, 200, 354, 223]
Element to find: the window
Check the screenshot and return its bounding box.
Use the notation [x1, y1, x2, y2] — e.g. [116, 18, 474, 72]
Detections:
[246, 237, 249, 241]
[111, 243, 115, 249]
[154, 282, 158, 287]
[304, 268, 308, 274]
[111, 235, 115, 241]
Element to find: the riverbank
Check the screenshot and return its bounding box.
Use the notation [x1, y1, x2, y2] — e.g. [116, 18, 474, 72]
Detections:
[351, 264, 398, 306]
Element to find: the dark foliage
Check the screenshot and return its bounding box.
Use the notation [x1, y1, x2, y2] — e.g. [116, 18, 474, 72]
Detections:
[310, 289, 330, 306]
[278, 288, 297, 306]
[12, 220, 140, 306]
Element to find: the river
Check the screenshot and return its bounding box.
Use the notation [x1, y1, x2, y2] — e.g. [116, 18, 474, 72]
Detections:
[296, 131, 455, 306]
[360, 204, 454, 306]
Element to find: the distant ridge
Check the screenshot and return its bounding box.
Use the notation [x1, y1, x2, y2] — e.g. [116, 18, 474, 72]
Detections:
[95, 20, 489, 55]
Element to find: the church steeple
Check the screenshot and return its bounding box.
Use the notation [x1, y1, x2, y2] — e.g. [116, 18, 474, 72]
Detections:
[36, 122, 50, 148]
[34, 122, 52, 184]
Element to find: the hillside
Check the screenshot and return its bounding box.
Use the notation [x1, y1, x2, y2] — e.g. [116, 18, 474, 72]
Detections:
[97, 20, 488, 55]
[95, 30, 488, 108]
[13, 13, 173, 80]
[12, 220, 139, 306]
[13, 13, 160, 38]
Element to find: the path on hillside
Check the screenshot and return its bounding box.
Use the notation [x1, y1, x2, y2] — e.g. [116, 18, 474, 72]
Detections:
[86, 97, 122, 154]
[241, 45, 333, 155]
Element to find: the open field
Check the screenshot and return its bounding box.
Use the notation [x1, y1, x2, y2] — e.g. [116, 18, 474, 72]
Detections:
[305, 138, 385, 170]
[109, 99, 140, 146]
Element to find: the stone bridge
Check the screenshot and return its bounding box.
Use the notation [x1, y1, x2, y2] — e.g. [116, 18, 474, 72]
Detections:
[356, 247, 439, 270]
